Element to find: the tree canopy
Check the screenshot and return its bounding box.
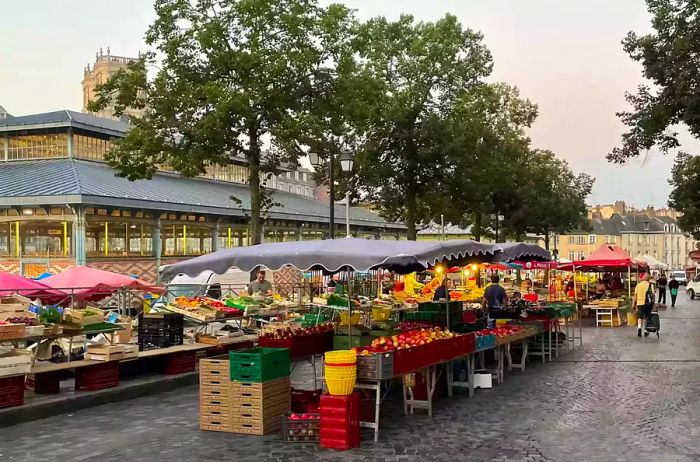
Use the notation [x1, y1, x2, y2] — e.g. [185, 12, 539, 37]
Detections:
[89, 0, 354, 244]
[608, 0, 700, 163]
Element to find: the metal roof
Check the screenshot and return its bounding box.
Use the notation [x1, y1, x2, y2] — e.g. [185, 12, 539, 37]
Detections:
[0, 110, 129, 137]
[0, 159, 404, 229]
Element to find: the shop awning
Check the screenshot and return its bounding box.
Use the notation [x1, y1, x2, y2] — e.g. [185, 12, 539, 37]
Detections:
[42, 266, 162, 301]
[0, 272, 65, 300]
[634, 254, 668, 270]
[495, 243, 552, 263]
[160, 238, 502, 281]
[557, 245, 648, 272]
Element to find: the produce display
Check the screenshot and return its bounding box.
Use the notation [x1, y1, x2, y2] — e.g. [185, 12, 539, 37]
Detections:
[0, 316, 36, 325]
[358, 327, 456, 353]
[258, 323, 335, 358]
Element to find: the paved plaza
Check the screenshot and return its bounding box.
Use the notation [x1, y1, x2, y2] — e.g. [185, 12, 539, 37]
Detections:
[1, 296, 698, 462]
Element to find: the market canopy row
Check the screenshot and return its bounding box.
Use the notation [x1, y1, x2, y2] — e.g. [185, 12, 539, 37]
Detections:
[556, 245, 649, 273]
[160, 238, 551, 282]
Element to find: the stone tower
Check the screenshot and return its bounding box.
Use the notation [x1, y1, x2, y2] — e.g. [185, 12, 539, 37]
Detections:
[82, 47, 142, 121]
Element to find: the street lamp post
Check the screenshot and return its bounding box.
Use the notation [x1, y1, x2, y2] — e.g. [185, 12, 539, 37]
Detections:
[309, 151, 354, 239]
[490, 213, 505, 243]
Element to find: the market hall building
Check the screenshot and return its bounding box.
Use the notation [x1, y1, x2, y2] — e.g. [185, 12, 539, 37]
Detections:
[0, 110, 406, 281]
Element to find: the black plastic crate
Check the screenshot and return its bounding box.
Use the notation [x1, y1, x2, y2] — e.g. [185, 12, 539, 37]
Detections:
[138, 313, 184, 351]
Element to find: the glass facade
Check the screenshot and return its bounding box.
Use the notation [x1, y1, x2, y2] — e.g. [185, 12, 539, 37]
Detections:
[86, 220, 155, 257]
[8, 133, 68, 160]
[162, 224, 214, 257]
[217, 227, 250, 249]
[74, 134, 114, 161]
[0, 221, 71, 257]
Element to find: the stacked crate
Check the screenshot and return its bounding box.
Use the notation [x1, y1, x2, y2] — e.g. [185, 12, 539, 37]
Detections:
[320, 392, 361, 450]
[199, 348, 291, 435]
[200, 357, 236, 432]
[138, 313, 184, 351]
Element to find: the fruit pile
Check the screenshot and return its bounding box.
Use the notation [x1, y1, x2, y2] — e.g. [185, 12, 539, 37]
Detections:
[175, 296, 242, 316]
[0, 317, 34, 325]
[258, 324, 335, 357]
[358, 327, 455, 354]
[284, 413, 320, 442]
[259, 324, 334, 341]
[477, 325, 525, 338]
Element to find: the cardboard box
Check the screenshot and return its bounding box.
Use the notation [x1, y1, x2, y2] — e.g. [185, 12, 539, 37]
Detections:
[64, 308, 105, 326]
[0, 295, 31, 313]
[87, 344, 126, 355]
[0, 349, 32, 377]
[114, 322, 133, 344]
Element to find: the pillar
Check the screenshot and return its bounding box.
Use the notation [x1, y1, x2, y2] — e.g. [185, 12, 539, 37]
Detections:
[67, 128, 74, 157]
[72, 206, 87, 266]
[212, 221, 220, 252]
[153, 217, 162, 281]
[3, 134, 8, 161]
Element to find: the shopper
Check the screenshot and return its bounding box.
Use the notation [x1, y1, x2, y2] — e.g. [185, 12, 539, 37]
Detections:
[656, 272, 668, 304]
[433, 278, 451, 301]
[632, 274, 654, 337]
[668, 275, 680, 308]
[248, 270, 273, 295]
[482, 274, 508, 327]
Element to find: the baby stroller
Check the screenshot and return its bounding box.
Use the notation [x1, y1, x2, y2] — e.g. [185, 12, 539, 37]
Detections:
[644, 307, 660, 338]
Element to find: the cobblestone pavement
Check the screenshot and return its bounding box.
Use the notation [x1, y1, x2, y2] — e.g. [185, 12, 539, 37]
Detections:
[1, 296, 699, 462]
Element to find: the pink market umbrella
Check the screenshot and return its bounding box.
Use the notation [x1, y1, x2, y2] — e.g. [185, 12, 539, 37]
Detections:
[43, 266, 162, 301]
[0, 272, 66, 301]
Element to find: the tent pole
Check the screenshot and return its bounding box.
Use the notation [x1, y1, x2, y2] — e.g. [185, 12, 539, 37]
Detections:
[628, 265, 632, 300]
[348, 273, 353, 347]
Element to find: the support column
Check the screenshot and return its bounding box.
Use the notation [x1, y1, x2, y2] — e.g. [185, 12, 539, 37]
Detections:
[3, 134, 8, 161]
[67, 128, 74, 158]
[72, 206, 87, 266]
[212, 221, 220, 252]
[153, 217, 162, 282]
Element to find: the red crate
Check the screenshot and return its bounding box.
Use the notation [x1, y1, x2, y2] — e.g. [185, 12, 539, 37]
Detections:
[26, 372, 61, 394]
[75, 361, 119, 391]
[320, 392, 360, 417]
[163, 351, 196, 375]
[320, 433, 360, 450]
[0, 376, 25, 409]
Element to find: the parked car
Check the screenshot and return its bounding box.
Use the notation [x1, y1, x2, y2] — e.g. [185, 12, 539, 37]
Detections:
[685, 273, 700, 300]
[153, 267, 251, 310]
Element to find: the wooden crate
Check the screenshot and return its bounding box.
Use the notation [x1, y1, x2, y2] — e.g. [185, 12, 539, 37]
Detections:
[232, 376, 290, 397]
[200, 414, 235, 432]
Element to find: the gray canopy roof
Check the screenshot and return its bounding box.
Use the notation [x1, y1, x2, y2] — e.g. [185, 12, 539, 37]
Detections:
[160, 238, 504, 281]
[497, 243, 552, 262]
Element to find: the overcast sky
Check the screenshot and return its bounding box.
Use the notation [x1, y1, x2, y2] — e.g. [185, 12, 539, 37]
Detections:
[2, 0, 699, 209]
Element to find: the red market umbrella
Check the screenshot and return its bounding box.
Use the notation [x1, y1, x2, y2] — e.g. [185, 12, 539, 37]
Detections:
[43, 266, 162, 301]
[0, 272, 65, 300]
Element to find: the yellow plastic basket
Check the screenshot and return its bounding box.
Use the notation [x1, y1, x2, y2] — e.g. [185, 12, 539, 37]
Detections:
[324, 365, 357, 396]
[324, 350, 357, 365]
[324, 365, 357, 378]
[372, 307, 392, 321]
[339, 311, 361, 326]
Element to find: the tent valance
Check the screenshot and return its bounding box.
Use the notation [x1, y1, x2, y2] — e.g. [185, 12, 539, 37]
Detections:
[160, 238, 508, 282]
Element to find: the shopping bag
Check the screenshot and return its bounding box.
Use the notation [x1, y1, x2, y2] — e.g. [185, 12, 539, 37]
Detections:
[627, 311, 638, 326]
[670, 288, 679, 296]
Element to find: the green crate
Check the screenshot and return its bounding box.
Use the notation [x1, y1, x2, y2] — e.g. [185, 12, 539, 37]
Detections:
[229, 347, 290, 383]
[404, 311, 440, 321]
[418, 301, 462, 315]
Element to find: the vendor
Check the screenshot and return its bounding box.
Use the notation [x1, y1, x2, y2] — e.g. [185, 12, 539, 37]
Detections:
[248, 270, 273, 295]
[595, 278, 606, 299]
[482, 274, 507, 326]
[433, 278, 452, 301]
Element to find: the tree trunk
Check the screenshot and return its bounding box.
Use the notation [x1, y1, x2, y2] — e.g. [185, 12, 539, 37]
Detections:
[248, 131, 262, 245]
[544, 227, 550, 250]
[473, 212, 482, 242]
[405, 183, 417, 240]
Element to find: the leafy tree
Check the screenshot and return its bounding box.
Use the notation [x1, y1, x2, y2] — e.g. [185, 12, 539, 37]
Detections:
[506, 150, 594, 247]
[89, 0, 353, 244]
[669, 152, 700, 239]
[439, 83, 538, 241]
[351, 14, 493, 240]
[608, 0, 700, 163]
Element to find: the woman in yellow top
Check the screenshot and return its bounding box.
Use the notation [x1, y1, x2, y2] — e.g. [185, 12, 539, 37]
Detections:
[632, 274, 652, 337]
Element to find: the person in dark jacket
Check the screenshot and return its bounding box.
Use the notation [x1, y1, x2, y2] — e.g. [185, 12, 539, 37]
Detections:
[433, 278, 451, 301]
[668, 275, 681, 308]
[656, 273, 668, 304]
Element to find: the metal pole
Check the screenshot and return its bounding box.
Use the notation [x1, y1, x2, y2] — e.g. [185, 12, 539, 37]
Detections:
[495, 216, 499, 243]
[329, 152, 335, 239]
[345, 191, 351, 238]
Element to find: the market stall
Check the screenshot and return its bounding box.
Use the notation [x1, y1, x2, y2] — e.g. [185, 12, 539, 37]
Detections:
[558, 245, 648, 328]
